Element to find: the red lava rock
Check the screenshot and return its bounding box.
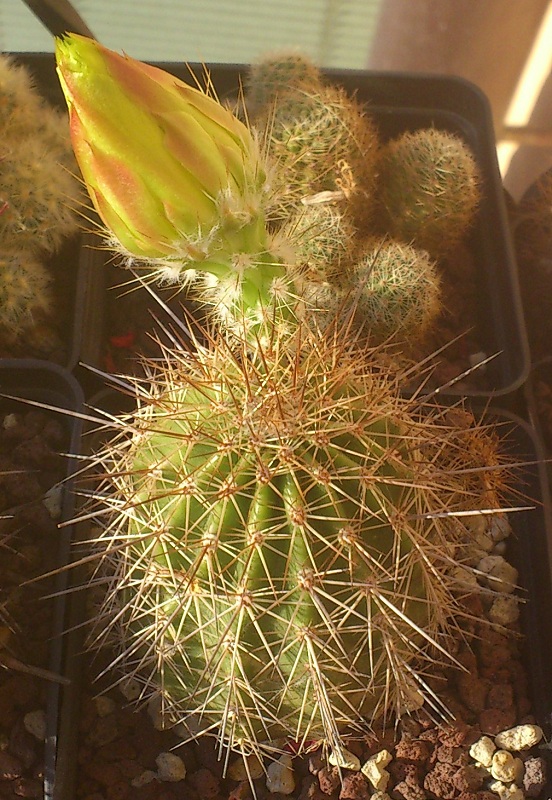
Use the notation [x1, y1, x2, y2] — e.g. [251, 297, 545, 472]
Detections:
[394, 739, 431, 763]
[423, 761, 457, 800]
[393, 779, 427, 800]
[0, 750, 23, 781]
[188, 767, 220, 799]
[522, 756, 548, 798]
[452, 764, 487, 793]
[487, 683, 514, 710]
[434, 744, 469, 767]
[456, 793, 498, 800]
[338, 771, 371, 800]
[388, 761, 421, 786]
[456, 673, 488, 714]
[477, 631, 511, 669]
[317, 766, 341, 795]
[478, 706, 517, 736]
[227, 779, 253, 800]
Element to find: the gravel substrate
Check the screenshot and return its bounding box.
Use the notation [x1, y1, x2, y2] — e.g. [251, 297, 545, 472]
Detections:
[0, 408, 69, 799]
[70, 510, 551, 800]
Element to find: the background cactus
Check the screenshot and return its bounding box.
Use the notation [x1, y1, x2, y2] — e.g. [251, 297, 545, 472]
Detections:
[0, 55, 81, 255]
[349, 238, 442, 346]
[377, 128, 480, 258]
[253, 81, 380, 228]
[245, 52, 322, 118]
[0, 250, 55, 342]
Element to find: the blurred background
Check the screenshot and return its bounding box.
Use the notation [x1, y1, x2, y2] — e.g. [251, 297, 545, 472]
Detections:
[2, 0, 552, 201]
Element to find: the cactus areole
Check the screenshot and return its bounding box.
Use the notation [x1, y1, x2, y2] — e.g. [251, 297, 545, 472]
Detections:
[91, 333, 499, 756]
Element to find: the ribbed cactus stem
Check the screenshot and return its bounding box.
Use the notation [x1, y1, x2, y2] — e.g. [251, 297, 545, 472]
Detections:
[87, 330, 508, 758]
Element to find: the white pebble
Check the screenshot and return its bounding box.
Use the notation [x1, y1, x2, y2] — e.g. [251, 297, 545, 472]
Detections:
[488, 515, 512, 543]
[147, 695, 166, 730]
[131, 770, 157, 788]
[469, 735, 496, 767]
[329, 747, 361, 771]
[23, 710, 46, 741]
[2, 414, 16, 430]
[266, 753, 295, 795]
[477, 555, 518, 593]
[228, 753, 264, 781]
[490, 750, 524, 783]
[495, 724, 544, 751]
[451, 566, 479, 589]
[43, 484, 63, 520]
[155, 752, 187, 782]
[119, 677, 141, 701]
[94, 695, 116, 718]
[489, 780, 524, 800]
[489, 595, 520, 626]
[361, 749, 393, 791]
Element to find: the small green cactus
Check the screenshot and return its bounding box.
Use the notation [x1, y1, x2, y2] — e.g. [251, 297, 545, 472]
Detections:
[246, 52, 322, 117]
[350, 238, 442, 345]
[0, 250, 55, 341]
[285, 202, 357, 283]
[0, 55, 81, 255]
[257, 83, 380, 226]
[378, 128, 480, 257]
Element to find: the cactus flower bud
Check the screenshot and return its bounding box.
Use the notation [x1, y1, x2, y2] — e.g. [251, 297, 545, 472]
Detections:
[55, 34, 267, 262]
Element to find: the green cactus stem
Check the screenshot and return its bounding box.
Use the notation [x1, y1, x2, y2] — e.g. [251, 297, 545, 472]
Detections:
[84, 328, 508, 761]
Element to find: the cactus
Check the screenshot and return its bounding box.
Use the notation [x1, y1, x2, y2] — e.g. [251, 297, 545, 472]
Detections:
[55, 37, 512, 767]
[285, 202, 357, 283]
[0, 132, 81, 254]
[0, 55, 44, 140]
[378, 128, 480, 257]
[350, 238, 442, 345]
[255, 82, 380, 227]
[246, 52, 322, 117]
[0, 250, 55, 341]
[85, 328, 507, 759]
[0, 55, 82, 255]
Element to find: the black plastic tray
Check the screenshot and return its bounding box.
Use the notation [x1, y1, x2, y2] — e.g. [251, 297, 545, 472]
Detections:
[0, 361, 84, 800]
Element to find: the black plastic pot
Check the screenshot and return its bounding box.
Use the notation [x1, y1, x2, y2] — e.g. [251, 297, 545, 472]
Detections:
[0, 360, 83, 800]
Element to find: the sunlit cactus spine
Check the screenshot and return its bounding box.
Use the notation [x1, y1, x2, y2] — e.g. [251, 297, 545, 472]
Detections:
[85, 327, 508, 761]
[378, 128, 480, 257]
[0, 250, 55, 341]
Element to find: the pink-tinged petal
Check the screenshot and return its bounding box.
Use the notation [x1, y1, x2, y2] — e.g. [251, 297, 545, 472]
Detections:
[55, 34, 266, 260]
